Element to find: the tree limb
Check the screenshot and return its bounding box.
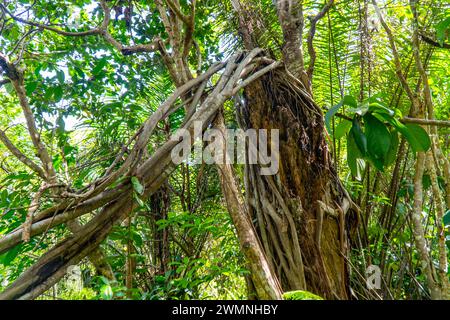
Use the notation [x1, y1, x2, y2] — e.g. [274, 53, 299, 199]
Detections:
[0, 78, 10, 86]
[420, 33, 450, 49]
[0, 128, 47, 180]
[0, 1, 161, 57]
[307, 0, 335, 79]
[371, 0, 415, 104]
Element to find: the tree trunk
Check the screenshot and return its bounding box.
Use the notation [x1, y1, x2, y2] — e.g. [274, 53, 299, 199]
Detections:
[238, 69, 355, 299]
[229, 0, 355, 299]
[213, 112, 283, 300]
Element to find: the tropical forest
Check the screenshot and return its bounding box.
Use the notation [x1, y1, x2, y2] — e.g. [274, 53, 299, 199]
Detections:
[0, 0, 449, 301]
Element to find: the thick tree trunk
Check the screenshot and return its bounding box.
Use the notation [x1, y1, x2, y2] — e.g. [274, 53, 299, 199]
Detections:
[229, 0, 355, 300]
[239, 69, 355, 299]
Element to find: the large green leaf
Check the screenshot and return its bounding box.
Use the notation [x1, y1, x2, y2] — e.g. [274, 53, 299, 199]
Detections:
[347, 132, 365, 180]
[0, 246, 20, 266]
[364, 113, 391, 171]
[444, 210, 450, 227]
[368, 103, 395, 117]
[401, 124, 431, 153]
[93, 57, 108, 76]
[436, 16, 450, 46]
[385, 130, 399, 166]
[333, 119, 352, 139]
[375, 115, 431, 153]
[350, 117, 367, 156]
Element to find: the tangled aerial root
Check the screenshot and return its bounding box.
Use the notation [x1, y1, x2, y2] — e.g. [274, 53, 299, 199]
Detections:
[0, 49, 282, 300]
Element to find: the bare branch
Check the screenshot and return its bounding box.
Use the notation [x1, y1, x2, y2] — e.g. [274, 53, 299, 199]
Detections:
[0, 3, 102, 37]
[0, 128, 47, 180]
[0, 78, 10, 86]
[307, 0, 334, 79]
[371, 0, 415, 103]
[0, 53, 56, 181]
[276, 0, 306, 79]
[182, 0, 196, 58]
[401, 117, 450, 127]
[165, 0, 190, 25]
[420, 33, 450, 49]
[336, 113, 450, 127]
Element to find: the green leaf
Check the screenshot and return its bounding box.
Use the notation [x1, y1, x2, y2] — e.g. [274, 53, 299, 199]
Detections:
[325, 95, 357, 134]
[422, 174, 431, 190]
[364, 113, 391, 171]
[333, 119, 352, 139]
[342, 95, 358, 108]
[93, 58, 108, 75]
[73, 66, 85, 79]
[56, 116, 65, 133]
[131, 231, 143, 247]
[347, 133, 365, 180]
[368, 102, 395, 117]
[350, 118, 367, 156]
[44, 87, 54, 100]
[384, 130, 399, 166]
[283, 290, 324, 300]
[25, 81, 38, 95]
[100, 285, 113, 300]
[56, 70, 65, 84]
[443, 210, 450, 227]
[436, 16, 450, 46]
[401, 124, 431, 153]
[131, 176, 144, 195]
[325, 103, 343, 134]
[378, 115, 431, 153]
[54, 86, 63, 102]
[0, 246, 20, 266]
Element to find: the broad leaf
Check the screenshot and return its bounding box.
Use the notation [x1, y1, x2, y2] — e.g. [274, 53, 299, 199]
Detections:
[384, 130, 399, 166]
[436, 16, 450, 46]
[444, 210, 450, 227]
[334, 119, 352, 139]
[347, 132, 365, 180]
[350, 118, 367, 156]
[401, 124, 431, 153]
[364, 113, 391, 171]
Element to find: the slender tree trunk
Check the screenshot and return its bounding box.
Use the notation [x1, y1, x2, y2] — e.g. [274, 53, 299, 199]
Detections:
[213, 112, 283, 300]
[150, 185, 171, 275]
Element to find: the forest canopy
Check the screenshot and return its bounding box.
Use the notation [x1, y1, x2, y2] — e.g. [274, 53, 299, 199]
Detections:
[0, 0, 449, 300]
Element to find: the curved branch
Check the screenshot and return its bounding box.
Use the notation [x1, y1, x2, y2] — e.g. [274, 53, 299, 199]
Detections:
[0, 128, 46, 180]
[371, 0, 415, 103]
[0, 78, 10, 86]
[307, 0, 335, 79]
[420, 33, 450, 49]
[0, 53, 56, 181]
[0, 1, 161, 57]
[0, 3, 102, 37]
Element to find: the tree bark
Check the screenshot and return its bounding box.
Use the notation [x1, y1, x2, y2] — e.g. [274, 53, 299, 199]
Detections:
[238, 70, 354, 299]
[231, 0, 355, 299]
[213, 112, 283, 300]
